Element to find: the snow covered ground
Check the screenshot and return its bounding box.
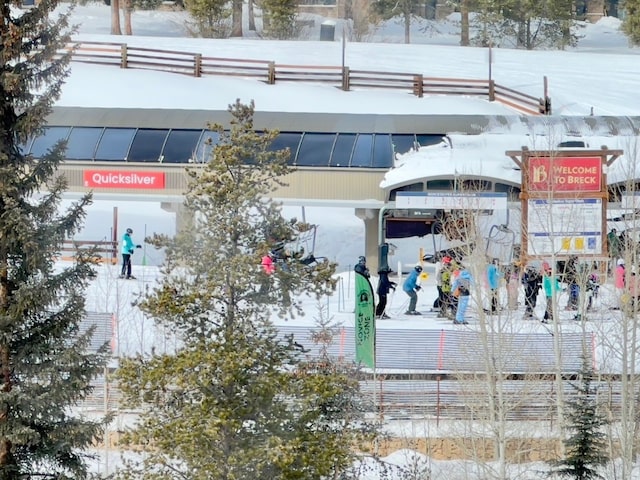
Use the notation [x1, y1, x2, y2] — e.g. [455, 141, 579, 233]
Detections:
[53, 3, 640, 477]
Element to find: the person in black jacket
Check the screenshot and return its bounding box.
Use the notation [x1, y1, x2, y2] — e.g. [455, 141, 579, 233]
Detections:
[522, 265, 542, 318]
[354, 255, 370, 278]
[375, 268, 396, 319]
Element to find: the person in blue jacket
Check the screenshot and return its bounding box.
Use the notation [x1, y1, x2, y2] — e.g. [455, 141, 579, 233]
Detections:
[486, 258, 502, 314]
[120, 228, 141, 279]
[402, 264, 423, 315]
[452, 266, 472, 324]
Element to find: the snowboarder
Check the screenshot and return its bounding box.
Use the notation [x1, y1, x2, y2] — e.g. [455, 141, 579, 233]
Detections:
[402, 264, 423, 315]
[120, 228, 142, 279]
[375, 267, 396, 319]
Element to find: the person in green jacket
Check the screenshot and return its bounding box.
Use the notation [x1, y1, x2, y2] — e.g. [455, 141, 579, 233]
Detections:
[542, 261, 560, 324]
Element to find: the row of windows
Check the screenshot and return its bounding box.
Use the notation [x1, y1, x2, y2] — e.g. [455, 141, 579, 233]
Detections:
[24, 127, 444, 168]
[390, 179, 522, 202]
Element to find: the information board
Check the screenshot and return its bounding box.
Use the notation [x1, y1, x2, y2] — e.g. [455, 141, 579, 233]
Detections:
[527, 199, 602, 255]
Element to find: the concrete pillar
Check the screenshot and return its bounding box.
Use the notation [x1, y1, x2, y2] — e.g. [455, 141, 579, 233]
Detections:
[356, 208, 381, 273]
[161, 202, 194, 233]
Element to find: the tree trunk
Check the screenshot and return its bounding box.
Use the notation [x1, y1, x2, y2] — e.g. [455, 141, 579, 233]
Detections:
[111, 0, 122, 35]
[460, 0, 469, 46]
[0, 263, 14, 474]
[404, 10, 410, 44]
[123, 0, 133, 35]
[231, 0, 243, 37]
[248, 0, 255, 31]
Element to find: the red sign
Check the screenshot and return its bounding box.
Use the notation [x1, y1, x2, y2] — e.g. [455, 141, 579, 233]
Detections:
[528, 157, 601, 192]
[83, 170, 165, 189]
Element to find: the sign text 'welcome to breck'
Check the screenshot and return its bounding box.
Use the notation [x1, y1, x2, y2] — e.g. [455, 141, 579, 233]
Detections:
[528, 157, 602, 192]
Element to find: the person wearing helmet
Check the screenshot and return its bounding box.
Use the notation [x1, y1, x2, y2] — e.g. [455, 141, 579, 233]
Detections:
[402, 264, 423, 315]
[354, 255, 370, 278]
[120, 227, 142, 279]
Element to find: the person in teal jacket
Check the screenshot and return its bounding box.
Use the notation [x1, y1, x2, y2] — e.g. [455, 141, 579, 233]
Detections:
[120, 228, 141, 279]
[542, 262, 560, 323]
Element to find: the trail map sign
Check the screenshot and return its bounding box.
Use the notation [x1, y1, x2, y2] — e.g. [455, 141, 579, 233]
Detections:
[507, 148, 622, 263]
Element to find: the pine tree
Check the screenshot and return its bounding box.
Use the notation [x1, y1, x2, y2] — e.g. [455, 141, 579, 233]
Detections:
[114, 100, 372, 479]
[549, 358, 609, 480]
[261, 0, 299, 39]
[622, 0, 640, 45]
[0, 2, 111, 478]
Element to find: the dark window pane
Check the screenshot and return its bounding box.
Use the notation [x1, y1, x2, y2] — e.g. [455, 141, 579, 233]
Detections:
[372, 134, 393, 168]
[128, 129, 169, 163]
[416, 134, 445, 147]
[462, 179, 491, 191]
[426, 179, 454, 190]
[162, 129, 202, 163]
[495, 182, 521, 202]
[296, 133, 335, 166]
[95, 128, 136, 161]
[65, 127, 103, 160]
[350, 134, 373, 167]
[330, 133, 356, 167]
[391, 134, 417, 155]
[389, 182, 424, 201]
[268, 133, 301, 165]
[195, 131, 221, 163]
[30, 127, 71, 158]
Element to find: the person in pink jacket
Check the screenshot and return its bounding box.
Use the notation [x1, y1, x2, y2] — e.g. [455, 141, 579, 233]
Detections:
[614, 258, 625, 310]
[259, 251, 276, 294]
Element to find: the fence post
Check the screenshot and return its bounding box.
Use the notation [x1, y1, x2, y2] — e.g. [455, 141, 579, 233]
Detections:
[341, 66, 350, 91]
[194, 53, 202, 77]
[120, 44, 127, 69]
[488, 79, 495, 101]
[267, 61, 275, 84]
[413, 74, 424, 97]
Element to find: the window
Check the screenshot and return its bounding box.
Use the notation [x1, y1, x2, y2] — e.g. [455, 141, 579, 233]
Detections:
[30, 127, 71, 158]
[372, 134, 393, 168]
[416, 134, 445, 147]
[128, 129, 169, 162]
[95, 128, 136, 161]
[65, 127, 104, 160]
[495, 182, 521, 202]
[268, 133, 302, 165]
[389, 182, 424, 201]
[461, 179, 491, 191]
[194, 131, 221, 163]
[296, 133, 336, 166]
[391, 134, 417, 155]
[426, 179, 454, 190]
[350, 134, 373, 167]
[330, 133, 356, 167]
[162, 129, 202, 163]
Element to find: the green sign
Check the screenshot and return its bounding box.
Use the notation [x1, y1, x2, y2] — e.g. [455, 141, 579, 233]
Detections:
[355, 272, 375, 369]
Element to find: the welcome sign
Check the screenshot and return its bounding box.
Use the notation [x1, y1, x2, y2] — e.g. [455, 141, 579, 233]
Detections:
[528, 157, 601, 192]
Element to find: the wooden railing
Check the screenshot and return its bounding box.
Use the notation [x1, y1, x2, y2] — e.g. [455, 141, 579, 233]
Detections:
[67, 41, 551, 115]
[59, 240, 119, 265]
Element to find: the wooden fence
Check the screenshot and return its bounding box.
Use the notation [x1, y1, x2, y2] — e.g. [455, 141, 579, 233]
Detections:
[60, 240, 119, 265]
[67, 41, 551, 116]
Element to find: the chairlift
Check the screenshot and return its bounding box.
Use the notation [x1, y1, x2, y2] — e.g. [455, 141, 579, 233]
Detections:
[485, 223, 516, 264]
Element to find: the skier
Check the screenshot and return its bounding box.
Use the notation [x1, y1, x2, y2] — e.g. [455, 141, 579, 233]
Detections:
[451, 265, 472, 325]
[120, 228, 142, 279]
[375, 267, 396, 319]
[259, 251, 276, 294]
[486, 257, 502, 314]
[354, 255, 370, 278]
[522, 265, 541, 318]
[402, 264, 423, 315]
[542, 261, 560, 324]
